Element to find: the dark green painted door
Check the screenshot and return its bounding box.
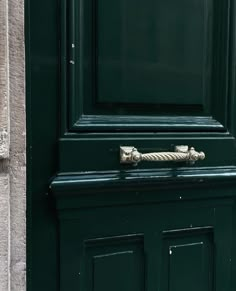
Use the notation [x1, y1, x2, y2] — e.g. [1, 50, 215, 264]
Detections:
[26, 0, 236, 290]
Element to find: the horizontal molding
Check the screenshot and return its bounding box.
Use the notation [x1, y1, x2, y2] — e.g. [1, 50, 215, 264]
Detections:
[51, 167, 236, 210]
[71, 115, 225, 132]
[51, 166, 236, 193]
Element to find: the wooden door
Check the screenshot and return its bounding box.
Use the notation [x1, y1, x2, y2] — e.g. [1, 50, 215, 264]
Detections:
[26, 0, 236, 290]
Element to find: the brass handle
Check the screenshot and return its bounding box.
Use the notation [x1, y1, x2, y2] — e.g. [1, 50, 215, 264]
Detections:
[120, 145, 205, 165]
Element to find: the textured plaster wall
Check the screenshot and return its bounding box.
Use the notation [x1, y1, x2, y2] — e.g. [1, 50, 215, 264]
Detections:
[0, 0, 9, 159]
[0, 175, 10, 291]
[0, 0, 26, 289]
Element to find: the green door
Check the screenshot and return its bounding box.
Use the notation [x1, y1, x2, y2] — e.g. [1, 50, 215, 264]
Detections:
[27, 0, 236, 290]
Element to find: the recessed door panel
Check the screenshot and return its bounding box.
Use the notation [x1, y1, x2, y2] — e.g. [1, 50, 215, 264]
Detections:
[98, 0, 212, 106]
[169, 243, 209, 291]
[85, 235, 144, 291]
[63, 0, 231, 131]
[162, 229, 214, 291]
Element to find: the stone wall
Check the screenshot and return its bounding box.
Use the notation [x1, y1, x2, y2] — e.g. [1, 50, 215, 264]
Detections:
[0, 0, 26, 290]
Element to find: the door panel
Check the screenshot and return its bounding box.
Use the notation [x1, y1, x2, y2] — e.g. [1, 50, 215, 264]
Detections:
[64, 0, 227, 122]
[97, 0, 212, 105]
[60, 0, 235, 172]
[163, 235, 212, 291]
[56, 197, 232, 291]
[85, 234, 144, 291]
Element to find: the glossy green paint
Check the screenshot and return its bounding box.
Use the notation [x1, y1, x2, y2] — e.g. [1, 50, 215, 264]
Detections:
[26, 0, 236, 291]
[64, 0, 232, 130]
[53, 180, 233, 291]
[59, 0, 235, 172]
[97, 0, 212, 105]
[26, 0, 59, 290]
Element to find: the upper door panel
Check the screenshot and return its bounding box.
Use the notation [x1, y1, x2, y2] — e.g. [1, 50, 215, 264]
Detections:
[97, 0, 212, 106]
[59, 0, 236, 172]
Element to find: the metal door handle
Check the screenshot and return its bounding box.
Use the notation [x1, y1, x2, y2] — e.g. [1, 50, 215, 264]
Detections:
[120, 145, 205, 165]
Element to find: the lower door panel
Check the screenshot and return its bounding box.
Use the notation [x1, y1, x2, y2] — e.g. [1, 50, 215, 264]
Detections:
[57, 198, 233, 291]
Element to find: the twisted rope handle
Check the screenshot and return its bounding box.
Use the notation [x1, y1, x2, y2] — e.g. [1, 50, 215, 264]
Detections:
[141, 152, 189, 162]
[120, 146, 205, 164]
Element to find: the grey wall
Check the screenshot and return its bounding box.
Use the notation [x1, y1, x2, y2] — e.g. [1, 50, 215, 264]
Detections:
[0, 0, 26, 290]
